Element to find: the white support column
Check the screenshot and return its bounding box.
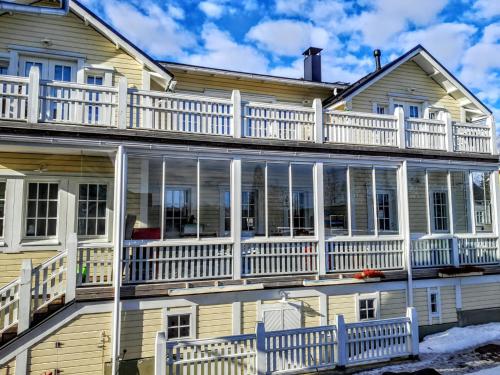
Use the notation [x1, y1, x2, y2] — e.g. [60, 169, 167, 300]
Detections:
[232, 158, 242, 280]
[314, 162, 326, 276]
[490, 170, 500, 263]
[444, 112, 454, 152]
[372, 167, 378, 237]
[27, 66, 40, 124]
[486, 115, 497, 155]
[452, 237, 460, 267]
[65, 232, 78, 302]
[319, 292, 328, 326]
[400, 161, 413, 306]
[406, 307, 420, 357]
[17, 259, 32, 333]
[313, 98, 323, 143]
[117, 77, 128, 129]
[14, 351, 28, 375]
[232, 301, 242, 334]
[111, 145, 127, 375]
[232, 89, 242, 138]
[155, 332, 167, 375]
[255, 321, 266, 375]
[395, 107, 405, 149]
[334, 314, 347, 368]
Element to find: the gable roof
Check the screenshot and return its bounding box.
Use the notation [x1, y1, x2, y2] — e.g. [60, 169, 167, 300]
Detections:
[324, 44, 491, 115]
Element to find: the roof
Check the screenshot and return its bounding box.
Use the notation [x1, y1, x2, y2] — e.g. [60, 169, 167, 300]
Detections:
[161, 61, 349, 90]
[324, 44, 492, 115]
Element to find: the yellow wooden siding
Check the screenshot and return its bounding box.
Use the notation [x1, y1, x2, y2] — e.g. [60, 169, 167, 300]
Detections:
[198, 304, 233, 339]
[0, 152, 114, 176]
[0, 251, 57, 287]
[0, 358, 15, 375]
[328, 294, 356, 323]
[0, 11, 144, 87]
[380, 290, 407, 319]
[120, 309, 162, 360]
[241, 301, 257, 334]
[461, 283, 500, 311]
[414, 286, 457, 325]
[169, 68, 332, 105]
[28, 312, 112, 375]
[351, 60, 462, 120]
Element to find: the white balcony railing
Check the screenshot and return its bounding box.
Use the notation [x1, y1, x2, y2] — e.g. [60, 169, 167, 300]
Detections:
[0, 71, 496, 154]
[411, 238, 453, 268]
[458, 236, 498, 265]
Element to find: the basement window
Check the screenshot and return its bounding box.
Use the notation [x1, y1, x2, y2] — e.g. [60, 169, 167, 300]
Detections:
[427, 287, 441, 324]
[357, 293, 379, 321]
[166, 313, 192, 340]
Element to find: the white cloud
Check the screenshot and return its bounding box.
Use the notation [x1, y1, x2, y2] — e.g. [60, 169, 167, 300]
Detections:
[185, 23, 269, 74]
[274, 0, 309, 15]
[198, 1, 224, 19]
[473, 0, 500, 19]
[247, 20, 332, 57]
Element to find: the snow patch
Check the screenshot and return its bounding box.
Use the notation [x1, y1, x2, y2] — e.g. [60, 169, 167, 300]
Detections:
[470, 365, 500, 374]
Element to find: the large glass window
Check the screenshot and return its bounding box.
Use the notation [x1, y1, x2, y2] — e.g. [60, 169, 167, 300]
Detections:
[267, 163, 290, 236]
[292, 164, 314, 236]
[323, 166, 348, 236]
[241, 162, 265, 236]
[0, 182, 5, 237]
[350, 167, 374, 235]
[472, 171, 492, 232]
[78, 183, 107, 237]
[26, 182, 58, 237]
[451, 171, 471, 233]
[428, 171, 449, 233]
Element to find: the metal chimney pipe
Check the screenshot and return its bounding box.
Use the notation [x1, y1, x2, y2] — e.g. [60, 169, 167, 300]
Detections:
[0, 0, 69, 16]
[373, 49, 382, 71]
[303, 47, 323, 82]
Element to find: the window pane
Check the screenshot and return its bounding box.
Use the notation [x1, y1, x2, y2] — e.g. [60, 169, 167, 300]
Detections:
[267, 163, 289, 236]
[291, 164, 314, 236]
[375, 169, 399, 234]
[164, 158, 197, 239]
[199, 159, 231, 238]
[126, 157, 163, 240]
[472, 171, 492, 232]
[241, 161, 266, 237]
[451, 171, 471, 233]
[350, 168, 374, 235]
[429, 171, 449, 233]
[324, 166, 348, 236]
[26, 182, 58, 237]
[408, 169, 427, 233]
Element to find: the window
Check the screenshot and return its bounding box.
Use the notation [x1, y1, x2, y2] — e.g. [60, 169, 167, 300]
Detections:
[78, 183, 107, 237]
[427, 288, 441, 324]
[451, 171, 471, 233]
[374, 104, 388, 115]
[323, 166, 348, 236]
[0, 61, 7, 75]
[54, 64, 72, 82]
[431, 191, 449, 232]
[164, 188, 192, 237]
[0, 181, 5, 237]
[392, 102, 421, 118]
[242, 162, 265, 237]
[166, 314, 191, 339]
[242, 190, 258, 232]
[407, 169, 427, 233]
[291, 164, 314, 236]
[261, 302, 302, 331]
[376, 169, 398, 234]
[357, 294, 379, 321]
[409, 105, 420, 118]
[472, 171, 492, 232]
[377, 192, 392, 231]
[26, 182, 58, 237]
[86, 75, 103, 124]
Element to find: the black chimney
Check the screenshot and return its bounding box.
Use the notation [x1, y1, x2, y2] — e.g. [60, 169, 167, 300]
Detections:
[373, 49, 382, 71]
[303, 47, 322, 82]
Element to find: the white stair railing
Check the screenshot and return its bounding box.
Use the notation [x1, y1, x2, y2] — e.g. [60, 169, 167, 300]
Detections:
[0, 280, 20, 334]
[31, 252, 67, 313]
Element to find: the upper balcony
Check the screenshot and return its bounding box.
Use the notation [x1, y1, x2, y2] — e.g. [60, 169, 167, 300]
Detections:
[0, 70, 496, 155]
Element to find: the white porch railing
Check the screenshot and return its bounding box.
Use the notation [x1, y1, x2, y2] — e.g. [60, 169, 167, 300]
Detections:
[122, 244, 233, 283]
[76, 245, 114, 286]
[0, 75, 28, 121]
[241, 241, 318, 277]
[410, 238, 453, 268]
[242, 102, 315, 141]
[453, 122, 491, 154]
[31, 252, 66, 313]
[128, 90, 233, 135]
[0, 280, 20, 334]
[324, 110, 399, 147]
[405, 118, 447, 150]
[325, 239, 404, 272]
[156, 308, 419, 375]
[458, 236, 498, 265]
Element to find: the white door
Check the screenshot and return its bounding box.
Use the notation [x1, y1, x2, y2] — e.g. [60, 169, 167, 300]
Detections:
[393, 101, 422, 118]
[19, 56, 50, 78]
[261, 302, 302, 331]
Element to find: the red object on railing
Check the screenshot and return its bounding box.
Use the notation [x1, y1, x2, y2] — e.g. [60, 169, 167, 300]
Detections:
[354, 269, 385, 280]
[131, 228, 161, 240]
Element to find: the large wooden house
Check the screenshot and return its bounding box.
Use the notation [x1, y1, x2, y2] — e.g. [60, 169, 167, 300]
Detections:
[0, 1, 498, 374]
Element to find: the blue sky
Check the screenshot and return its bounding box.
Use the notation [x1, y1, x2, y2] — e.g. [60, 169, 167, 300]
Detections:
[80, 0, 500, 127]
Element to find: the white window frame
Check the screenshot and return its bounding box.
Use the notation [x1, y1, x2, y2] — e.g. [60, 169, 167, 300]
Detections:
[76, 181, 112, 241]
[0, 179, 5, 240]
[430, 189, 449, 233]
[163, 306, 197, 340]
[163, 185, 195, 238]
[376, 189, 397, 233]
[427, 287, 441, 325]
[258, 301, 303, 331]
[372, 102, 388, 115]
[356, 292, 380, 321]
[392, 100, 423, 118]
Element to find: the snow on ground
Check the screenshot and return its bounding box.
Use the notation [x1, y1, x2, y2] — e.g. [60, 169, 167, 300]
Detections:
[469, 366, 500, 374]
[420, 323, 500, 354]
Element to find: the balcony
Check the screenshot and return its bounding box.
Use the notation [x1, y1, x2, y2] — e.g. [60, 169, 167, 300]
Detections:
[0, 72, 495, 155]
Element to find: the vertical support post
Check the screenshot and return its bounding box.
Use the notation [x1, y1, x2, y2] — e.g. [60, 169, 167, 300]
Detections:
[452, 237, 460, 267]
[255, 321, 267, 375]
[155, 332, 167, 375]
[334, 314, 347, 368]
[232, 89, 242, 138]
[486, 115, 497, 155]
[313, 98, 323, 143]
[18, 259, 32, 333]
[314, 162, 326, 276]
[395, 107, 405, 149]
[117, 77, 128, 129]
[232, 158, 242, 280]
[489, 170, 500, 263]
[400, 161, 413, 306]
[65, 232, 78, 302]
[111, 145, 127, 375]
[444, 112, 453, 152]
[232, 301, 242, 334]
[27, 66, 40, 124]
[406, 307, 420, 357]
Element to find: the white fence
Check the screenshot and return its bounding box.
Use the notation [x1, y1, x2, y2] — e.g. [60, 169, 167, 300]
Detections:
[0, 75, 29, 121]
[324, 110, 399, 147]
[156, 308, 419, 375]
[122, 244, 233, 284]
[76, 245, 114, 286]
[405, 118, 447, 150]
[458, 237, 498, 265]
[241, 241, 318, 277]
[411, 238, 453, 268]
[453, 122, 491, 154]
[326, 239, 404, 272]
[243, 102, 315, 141]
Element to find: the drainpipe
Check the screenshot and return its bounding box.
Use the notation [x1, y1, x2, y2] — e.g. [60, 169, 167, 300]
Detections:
[0, 0, 69, 15]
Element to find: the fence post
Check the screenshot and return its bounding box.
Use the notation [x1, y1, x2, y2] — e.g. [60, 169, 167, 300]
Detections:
[117, 76, 128, 129]
[155, 332, 167, 375]
[313, 98, 323, 143]
[27, 66, 40, 124]
[443, 112, 453, 152]
[18, 259, 33, 333]
[395, 107, 405, 149]
[486, 115, 497, 155]
[256, 321, 267, 375]
[66, 232, 78, 303]
[232, 89, 242, 138]
[334, 314, 347, 368]
[406, 307, 419, 358]
[452, 237, 460, 267]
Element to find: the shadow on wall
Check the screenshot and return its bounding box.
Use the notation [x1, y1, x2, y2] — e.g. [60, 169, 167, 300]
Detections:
[104, 357, 153, 375]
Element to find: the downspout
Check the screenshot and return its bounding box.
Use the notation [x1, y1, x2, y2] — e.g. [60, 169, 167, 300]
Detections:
[0, 0, 69, 15]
